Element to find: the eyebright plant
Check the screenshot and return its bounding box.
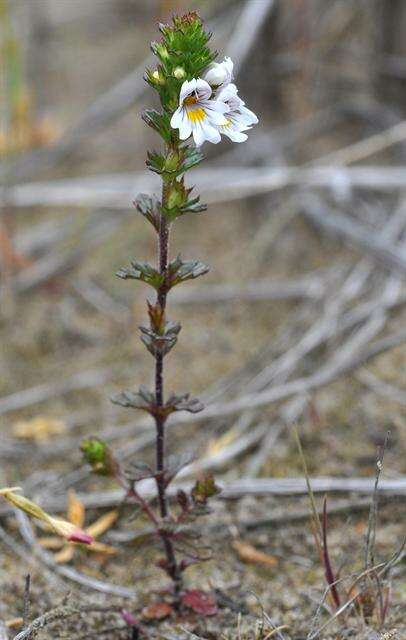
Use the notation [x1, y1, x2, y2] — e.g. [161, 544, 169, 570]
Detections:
[84, 11, 257, 612]
[1, 12, 258, 617]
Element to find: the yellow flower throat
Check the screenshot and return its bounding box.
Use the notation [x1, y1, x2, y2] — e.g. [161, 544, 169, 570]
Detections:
[184, 96, 206, 123]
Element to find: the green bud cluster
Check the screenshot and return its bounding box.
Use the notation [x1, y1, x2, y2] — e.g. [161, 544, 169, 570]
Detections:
[146, 12, 216, 114]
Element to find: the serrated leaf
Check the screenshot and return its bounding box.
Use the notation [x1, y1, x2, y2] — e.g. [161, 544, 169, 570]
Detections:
[168, 256, 209, 288]
[139, 322, 181, 357]
[164, 452, 194, 487]
[165, 392, 204, 414]
[146, 150, 166, 175]
[116, 260, 164, 290]
[181, 146, 204, 172]
[124, 460, 155, 483]
[142, 109, 171, 142]
[111, 386, 156, 413]
[134, 194, 160, 231]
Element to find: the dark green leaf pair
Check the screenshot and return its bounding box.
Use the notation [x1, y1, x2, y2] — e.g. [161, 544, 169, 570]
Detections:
[163, 179, 207, 221]
[116, 260, 163, 290]
[146, 145, 203, 179]
[117, 255, 209, 292]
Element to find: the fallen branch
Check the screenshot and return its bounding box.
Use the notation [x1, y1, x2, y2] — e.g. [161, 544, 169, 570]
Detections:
[8, 166, 406, 209]
[171, 274, 327, 304]
[302, 194, 406, 275]
[3, 475, 404, 517]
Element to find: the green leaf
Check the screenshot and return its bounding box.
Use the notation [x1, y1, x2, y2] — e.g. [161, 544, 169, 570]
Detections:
[142, 109, 172, 142]
[161, 178, 207, 221]
[165, 392, 204, 414]
[181, 146, 204, 173]
[139, 320, 181, 357]
[167, 255, 209, 287]
[111, 385, 156, 413]
[146, 150, 166, 175]
[116, 260, 164, 290]
[134, 193, 160, 231]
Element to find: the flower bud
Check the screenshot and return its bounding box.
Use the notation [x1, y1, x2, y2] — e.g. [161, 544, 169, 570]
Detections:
[152, 42, 169, 60]
[173, 66, 186, 80]
[167, 180, 186, 210]
[48, 517, 93, 544]
[164, 150, 181, 173]
[0, 487, 93, 545]
[81, 437, 117, 476]
[151, 69, 165, 85]
[204, 57, 233, 88]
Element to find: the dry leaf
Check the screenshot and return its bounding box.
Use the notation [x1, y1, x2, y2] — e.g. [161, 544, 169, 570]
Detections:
[54, 540, 116, 564]
[36, 536, 64, 550]
[54, 545, 75, 564]
[5, 617, 23, 629]
[206, 427, 237, 456]
[86, 510, 118, 538]
[141, 602, 173, 620]
[68, 490, 85, 528]
[181, 590, 218, 616]
[232, 540, 278, 567]
[85, 541, 117, 555]
[13, 417, 67, 443]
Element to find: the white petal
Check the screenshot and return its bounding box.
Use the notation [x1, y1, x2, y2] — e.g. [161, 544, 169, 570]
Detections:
[217, 83, 239, 103]
[195, 78, 212, 100]
[170, 107, 184, 129]
[206, 106, 228, 125]
[204, 57, 234, 88]
[204, 99, 229, 116]
[178, 111, 192, 140]
[223, 128, 248, 143]
[179, 79, 197, 104]
[204, 64, 226, 87]
[223, 57, 234, 78]
[240, 105, 258, 125]
[192, 122, 206, 147]
[201, 121, 221, 144]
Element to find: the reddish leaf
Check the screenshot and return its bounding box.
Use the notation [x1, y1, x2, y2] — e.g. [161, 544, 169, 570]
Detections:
[181, 590, 218, 616]
[141, 602, 174, 621]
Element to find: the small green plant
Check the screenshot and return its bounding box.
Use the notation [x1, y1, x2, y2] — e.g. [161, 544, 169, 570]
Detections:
[81, 10, 258, 616]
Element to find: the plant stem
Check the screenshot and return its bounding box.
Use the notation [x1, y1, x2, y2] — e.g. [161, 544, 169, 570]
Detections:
[154, 176, 182, 597]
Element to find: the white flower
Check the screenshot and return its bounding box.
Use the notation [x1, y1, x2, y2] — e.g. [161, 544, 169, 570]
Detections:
[216, 83, 258, 143]
[204, 56, 234, 89]
[170, 78, 228, 147]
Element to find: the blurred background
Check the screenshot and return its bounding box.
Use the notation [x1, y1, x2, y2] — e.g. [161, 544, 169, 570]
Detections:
[0, 0, 405, 631]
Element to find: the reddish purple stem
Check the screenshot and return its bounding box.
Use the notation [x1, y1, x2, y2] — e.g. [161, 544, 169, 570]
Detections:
[322, 496, 341, 609]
